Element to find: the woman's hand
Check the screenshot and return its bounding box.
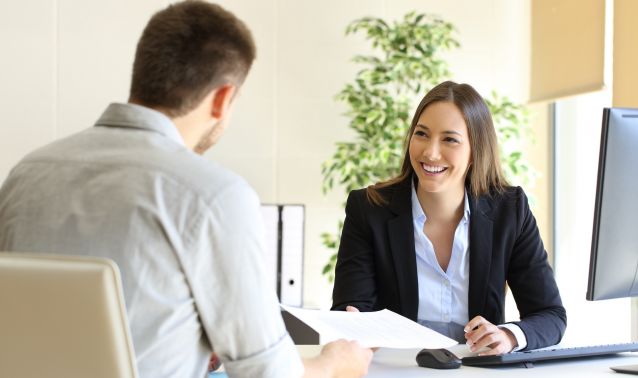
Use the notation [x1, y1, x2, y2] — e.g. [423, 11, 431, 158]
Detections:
[344, 306, 381, 352]
[464, 316, 517, 356]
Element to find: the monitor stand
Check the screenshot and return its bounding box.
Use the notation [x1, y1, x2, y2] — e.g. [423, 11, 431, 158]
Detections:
[611, 364, 638, 375]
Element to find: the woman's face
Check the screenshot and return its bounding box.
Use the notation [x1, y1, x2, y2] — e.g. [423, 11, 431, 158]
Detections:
[409, 101, 472, 196]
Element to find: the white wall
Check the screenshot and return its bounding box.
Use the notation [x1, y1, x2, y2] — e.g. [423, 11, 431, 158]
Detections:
[0, 0, 532, 309]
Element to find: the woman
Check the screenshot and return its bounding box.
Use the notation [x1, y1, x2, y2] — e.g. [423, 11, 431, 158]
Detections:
[331, 81, 566, 355]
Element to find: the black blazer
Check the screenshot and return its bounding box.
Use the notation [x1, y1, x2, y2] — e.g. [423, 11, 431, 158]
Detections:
[331, 179, 566, 350]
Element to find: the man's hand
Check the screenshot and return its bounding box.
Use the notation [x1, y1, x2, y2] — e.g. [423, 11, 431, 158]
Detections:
[208, 352, 221, 372]
[464, 316, 517, 356]
[318, 339, 373, 378]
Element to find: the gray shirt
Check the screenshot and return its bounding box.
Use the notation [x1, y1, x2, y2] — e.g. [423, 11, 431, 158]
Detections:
[0, 103, 303, 378]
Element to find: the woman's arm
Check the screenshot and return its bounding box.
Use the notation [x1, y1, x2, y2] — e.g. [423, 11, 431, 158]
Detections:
[507, 187, 567, 350]
[331, 189, 378, 312]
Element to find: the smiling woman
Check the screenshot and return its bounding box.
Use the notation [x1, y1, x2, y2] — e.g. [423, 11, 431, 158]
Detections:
[331, 81, 567, 355]
[365, 82, 509, 208]
[409, 101, 472, 197]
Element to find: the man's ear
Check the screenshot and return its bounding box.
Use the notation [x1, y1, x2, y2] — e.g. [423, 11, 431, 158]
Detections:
[210, 84, 237, 120]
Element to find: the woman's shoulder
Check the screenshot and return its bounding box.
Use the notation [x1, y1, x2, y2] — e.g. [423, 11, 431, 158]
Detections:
[482, 185, 526, 200]
[477, 185, 530, 215]
[346, 183, 410, 216]
[348, 180, 409, 209]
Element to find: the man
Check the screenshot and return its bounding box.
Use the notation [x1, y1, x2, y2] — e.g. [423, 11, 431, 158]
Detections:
[0, 1, 372, 377]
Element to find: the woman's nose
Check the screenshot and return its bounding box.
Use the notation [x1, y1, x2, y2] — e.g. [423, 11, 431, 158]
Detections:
[423, 140, 441, 161]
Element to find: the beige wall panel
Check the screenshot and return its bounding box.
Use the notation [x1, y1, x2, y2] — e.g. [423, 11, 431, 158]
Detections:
[0, 0, 56, 179]
[208, 0, 278, 202]
[275, 0, 385, 306]
[531, 0, 605, 102]
[277, 155, 348, 308]
[56, 0, 166, 138]
[613, 0, 638, 107]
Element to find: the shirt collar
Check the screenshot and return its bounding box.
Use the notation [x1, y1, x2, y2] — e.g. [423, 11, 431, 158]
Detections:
[411, 183, 426, 222]
[411, 182, 471, 223]
[94, 103, 185, 146]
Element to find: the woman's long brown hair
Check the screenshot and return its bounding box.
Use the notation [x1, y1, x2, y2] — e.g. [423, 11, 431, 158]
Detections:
[366, 81, 509, 205]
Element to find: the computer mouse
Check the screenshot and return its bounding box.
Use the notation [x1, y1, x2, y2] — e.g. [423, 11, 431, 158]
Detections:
[416, 348, 461, 369]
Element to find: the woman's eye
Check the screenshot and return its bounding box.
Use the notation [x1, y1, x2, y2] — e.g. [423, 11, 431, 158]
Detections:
[445, 137, 460, 144]
[414, 130, 427, 137]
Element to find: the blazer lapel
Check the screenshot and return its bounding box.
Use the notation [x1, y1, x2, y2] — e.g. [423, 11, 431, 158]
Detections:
[387, 181, 419, 321]
[468, 194, 494, 318]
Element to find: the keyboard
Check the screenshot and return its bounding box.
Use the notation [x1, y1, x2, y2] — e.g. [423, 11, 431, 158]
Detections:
[462, 342, 638, 367]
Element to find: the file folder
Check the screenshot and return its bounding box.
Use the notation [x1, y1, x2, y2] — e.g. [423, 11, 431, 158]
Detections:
[260, 204, 304, 306]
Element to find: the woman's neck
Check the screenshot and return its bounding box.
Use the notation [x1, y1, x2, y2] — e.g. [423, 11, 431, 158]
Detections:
[416, 184, 465, 223]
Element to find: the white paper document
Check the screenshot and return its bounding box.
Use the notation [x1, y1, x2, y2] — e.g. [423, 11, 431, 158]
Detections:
[281, 305, 458, 349]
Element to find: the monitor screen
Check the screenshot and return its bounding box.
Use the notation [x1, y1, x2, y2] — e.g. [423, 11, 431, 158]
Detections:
[587, 107, 638, 301]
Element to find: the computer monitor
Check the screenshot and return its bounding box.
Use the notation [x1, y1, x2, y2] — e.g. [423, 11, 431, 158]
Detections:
[587, 107, 638, 301]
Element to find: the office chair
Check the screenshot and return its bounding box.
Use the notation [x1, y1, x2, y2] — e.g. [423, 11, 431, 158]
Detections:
[0, 253, 138, 378]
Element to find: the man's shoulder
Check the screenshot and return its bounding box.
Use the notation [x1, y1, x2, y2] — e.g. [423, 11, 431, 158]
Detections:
[18, 128, 92, 162]
[118, 138, 255, 209]
[170, 153, 253, 202]
[12, 126, 255, 209]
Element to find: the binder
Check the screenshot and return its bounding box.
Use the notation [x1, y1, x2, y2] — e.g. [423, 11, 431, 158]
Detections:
[260, 204, 304, 306]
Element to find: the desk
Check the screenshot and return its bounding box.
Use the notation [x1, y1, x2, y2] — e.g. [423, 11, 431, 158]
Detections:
[297, 345, 638, 377]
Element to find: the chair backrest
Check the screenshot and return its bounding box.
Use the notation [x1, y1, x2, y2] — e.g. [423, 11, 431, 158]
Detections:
[0, 253, 138, 378]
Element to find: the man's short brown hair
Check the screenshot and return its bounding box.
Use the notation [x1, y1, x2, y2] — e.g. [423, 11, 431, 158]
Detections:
[129, 1, 256, 117]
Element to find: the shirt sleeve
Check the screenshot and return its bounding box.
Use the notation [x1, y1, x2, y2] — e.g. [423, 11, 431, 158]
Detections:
[180, 179, 304, 378]
[498, 323, 528, 352]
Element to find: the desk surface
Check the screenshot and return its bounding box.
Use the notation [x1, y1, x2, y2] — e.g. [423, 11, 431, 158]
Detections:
[297, 345, 638, 377]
